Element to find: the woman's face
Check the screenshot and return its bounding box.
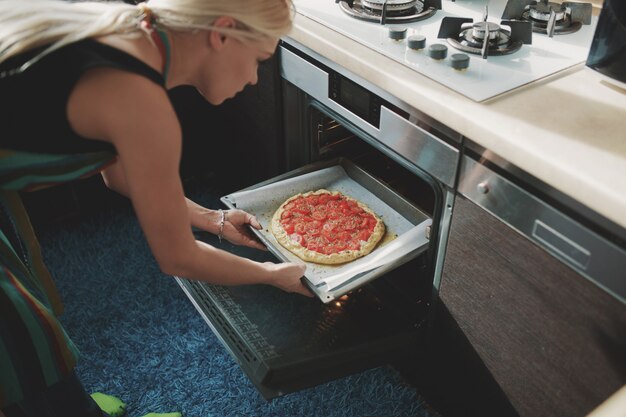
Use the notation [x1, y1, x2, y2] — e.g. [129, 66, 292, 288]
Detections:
[196, 35, 278, 105]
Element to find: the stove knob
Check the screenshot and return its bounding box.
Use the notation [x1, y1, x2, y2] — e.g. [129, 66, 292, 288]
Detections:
[428, 43, 448, 60]
[388, 27, 407, 41]
[450, 53, 470, 70]
[477, 181, 490, 194]
[407, 35, 426, 50]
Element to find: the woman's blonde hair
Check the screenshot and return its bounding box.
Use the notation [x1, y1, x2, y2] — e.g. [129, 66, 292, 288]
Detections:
[0, 0, 294, 73]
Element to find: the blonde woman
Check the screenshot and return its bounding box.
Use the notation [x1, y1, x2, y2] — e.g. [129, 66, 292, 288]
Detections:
[0, 0, 311, 415]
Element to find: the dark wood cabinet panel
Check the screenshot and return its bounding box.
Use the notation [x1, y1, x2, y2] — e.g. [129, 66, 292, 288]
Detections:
[439, 195, 626, 417]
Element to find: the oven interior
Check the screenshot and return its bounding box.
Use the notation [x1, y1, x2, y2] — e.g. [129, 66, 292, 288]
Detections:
[178, 98, 443, 399]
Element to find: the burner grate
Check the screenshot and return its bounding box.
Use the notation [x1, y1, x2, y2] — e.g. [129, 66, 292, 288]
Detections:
[437, 7, 532, 59]
[501, 0, 592, 37]
[336, 0, 438, 24]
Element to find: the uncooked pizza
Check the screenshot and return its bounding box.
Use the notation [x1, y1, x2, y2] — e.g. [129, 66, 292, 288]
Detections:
[270, 189, 385, 264]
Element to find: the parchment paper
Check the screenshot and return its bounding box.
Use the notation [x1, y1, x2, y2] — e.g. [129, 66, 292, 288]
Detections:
[222, 164, 430, 290]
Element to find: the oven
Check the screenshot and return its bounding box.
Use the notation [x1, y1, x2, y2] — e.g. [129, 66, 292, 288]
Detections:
[174, 37, 461, 399]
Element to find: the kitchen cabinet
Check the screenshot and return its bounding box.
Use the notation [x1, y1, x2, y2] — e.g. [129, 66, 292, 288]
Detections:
[433, 159, 626, 417]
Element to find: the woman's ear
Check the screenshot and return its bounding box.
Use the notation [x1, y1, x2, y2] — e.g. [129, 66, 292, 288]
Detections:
[208, 16, 237, 50]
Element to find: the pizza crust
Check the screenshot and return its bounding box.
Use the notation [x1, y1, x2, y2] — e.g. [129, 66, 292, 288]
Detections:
[270, 189, 385, 265]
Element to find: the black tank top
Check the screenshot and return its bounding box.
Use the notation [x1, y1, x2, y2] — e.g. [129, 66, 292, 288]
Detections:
[0, 39, 166, 154]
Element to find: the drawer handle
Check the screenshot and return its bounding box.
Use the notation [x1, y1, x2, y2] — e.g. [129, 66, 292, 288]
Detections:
[532, 220, 591, 270]
[477, 181, 490, 194]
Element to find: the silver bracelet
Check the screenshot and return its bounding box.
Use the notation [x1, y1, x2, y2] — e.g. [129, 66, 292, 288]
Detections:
[218, 209, 226, 242]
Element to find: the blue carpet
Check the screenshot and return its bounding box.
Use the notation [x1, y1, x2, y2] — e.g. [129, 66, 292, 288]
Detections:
[36, 187, 440, 417]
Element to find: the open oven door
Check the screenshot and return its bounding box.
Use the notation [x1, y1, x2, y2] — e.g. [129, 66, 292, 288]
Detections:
[175, 158, 433, 399]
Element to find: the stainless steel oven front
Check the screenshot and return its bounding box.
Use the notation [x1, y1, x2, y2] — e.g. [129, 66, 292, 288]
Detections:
[175, 38, 461, 399]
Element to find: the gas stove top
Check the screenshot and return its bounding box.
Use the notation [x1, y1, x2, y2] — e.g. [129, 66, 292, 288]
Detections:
[293, 0, 598, 101]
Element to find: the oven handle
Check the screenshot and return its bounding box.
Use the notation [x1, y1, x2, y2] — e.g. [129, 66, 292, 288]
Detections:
[379, 106, 458, 188]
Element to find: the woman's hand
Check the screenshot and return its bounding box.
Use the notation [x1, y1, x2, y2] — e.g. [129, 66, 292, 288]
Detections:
[218, 209, 266, 250]
[186, 199, 266, 250]
[264, 262, 314, 297]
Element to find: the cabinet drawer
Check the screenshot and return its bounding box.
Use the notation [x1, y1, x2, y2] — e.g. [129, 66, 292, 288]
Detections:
[457, 156, 626, 304]
[439, 157, 626, 417]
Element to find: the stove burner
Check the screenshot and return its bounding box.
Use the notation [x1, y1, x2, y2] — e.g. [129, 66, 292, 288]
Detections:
[528, 1, 566, 21]
[522, 9, 581, 35]
[456, 22, 520, 56]
[362, 0, 416, 12]
[337, 0, 438, 24]
[471, 21, 502, 40]
[501, 0, 592, 37]
[437, 8, 532, 59]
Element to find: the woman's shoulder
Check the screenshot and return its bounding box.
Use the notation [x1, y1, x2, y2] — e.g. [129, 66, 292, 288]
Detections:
[67, 51, 179, 148]
[90, 34, 165, 84]
[69, 35, 166, 88]
[66, 34, 176, 140]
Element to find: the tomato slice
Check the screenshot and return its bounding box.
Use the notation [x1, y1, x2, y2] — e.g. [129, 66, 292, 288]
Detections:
[341, 217, 360, 231]
[348, 241, 361, 250]
[306, 196, 319, 205]
[357, 229, 371, 242]
[306, 235, 329, 253]
[289, 233, 305, 246]
[306, 242, 321, 252]
[318, 233, 350, 253]
[309, 220, 322, 229]
[327, 200, 341, 209]
[305, 221, 321, 237]
[322, 245, 336, 255]
[322, 222, 337, 232]
[283, 223, 295, 234]
[337, 231, 352, 243]
[312, 210, 326, 221]
[294, 222, 307, 234]
[333, 243, 347, 252]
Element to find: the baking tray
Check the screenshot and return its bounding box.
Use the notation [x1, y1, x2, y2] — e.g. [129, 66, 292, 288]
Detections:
[221, 158, 432, 303]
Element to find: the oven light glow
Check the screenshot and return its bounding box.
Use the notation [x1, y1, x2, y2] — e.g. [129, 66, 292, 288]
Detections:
[333, 295, 350, 308]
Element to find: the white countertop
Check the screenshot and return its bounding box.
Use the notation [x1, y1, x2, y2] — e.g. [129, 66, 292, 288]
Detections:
[287, 12, 626, 231]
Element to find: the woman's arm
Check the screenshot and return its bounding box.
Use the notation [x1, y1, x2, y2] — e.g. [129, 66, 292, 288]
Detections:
[101, 151, 266, 250]
[102, 161, 220, 231]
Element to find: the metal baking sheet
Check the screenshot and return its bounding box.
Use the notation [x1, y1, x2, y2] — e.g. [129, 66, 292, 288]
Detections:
[221, 158, 431, 302]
